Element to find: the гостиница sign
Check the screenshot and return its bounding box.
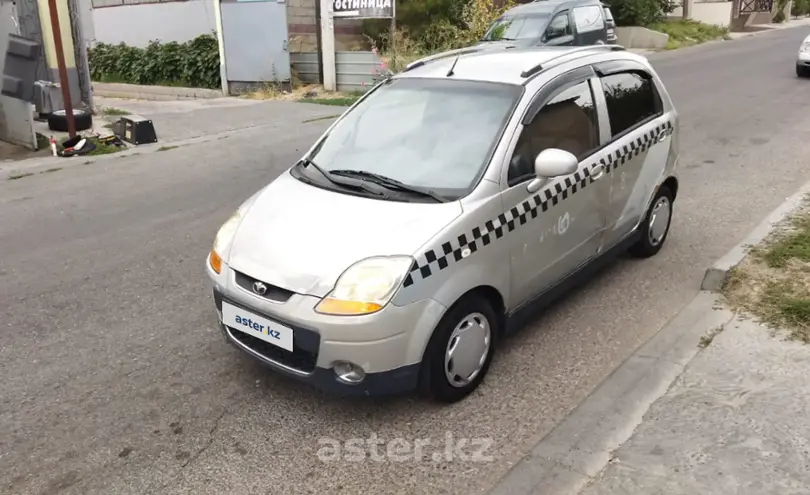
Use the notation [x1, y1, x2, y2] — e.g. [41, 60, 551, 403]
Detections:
[332, 0, 394, 18]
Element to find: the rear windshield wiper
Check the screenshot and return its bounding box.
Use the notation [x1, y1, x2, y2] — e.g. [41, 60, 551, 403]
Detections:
[299, 159, 386, 198]
[329, 169, 449, 203]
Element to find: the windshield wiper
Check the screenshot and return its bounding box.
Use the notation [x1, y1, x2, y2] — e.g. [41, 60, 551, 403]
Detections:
[299, 159, 386, 198]
[329, 170, 449, 203]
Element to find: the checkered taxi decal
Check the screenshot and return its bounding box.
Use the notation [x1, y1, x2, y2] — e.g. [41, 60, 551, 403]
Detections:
[402, 120, 674, 288]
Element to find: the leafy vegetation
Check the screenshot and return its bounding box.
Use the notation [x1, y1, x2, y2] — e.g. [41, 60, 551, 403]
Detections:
[648, 19, 729, 49]
[792, 0, 810, 17]
[88, 34, 220, 89]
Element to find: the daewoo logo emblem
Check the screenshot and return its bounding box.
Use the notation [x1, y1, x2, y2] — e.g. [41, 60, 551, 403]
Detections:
[252, 281, 268, 295]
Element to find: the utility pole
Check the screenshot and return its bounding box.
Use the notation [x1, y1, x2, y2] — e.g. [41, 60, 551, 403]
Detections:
[46, 0, 76, 138]
[319, 0, 336, 91]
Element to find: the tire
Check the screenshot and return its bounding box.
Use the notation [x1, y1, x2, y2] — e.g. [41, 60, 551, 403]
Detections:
[418, 293, 498, 403]
[48, 109, 93, 133]
[628, 185, 674, 258]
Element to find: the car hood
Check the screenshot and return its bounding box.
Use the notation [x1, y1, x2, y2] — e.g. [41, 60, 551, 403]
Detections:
[226, 171, 464, 298]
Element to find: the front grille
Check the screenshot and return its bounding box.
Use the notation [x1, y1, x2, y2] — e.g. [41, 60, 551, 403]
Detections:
[227, 327, 318, 373]
[234, 270, 294, 303]
[214, 291, 320, 374]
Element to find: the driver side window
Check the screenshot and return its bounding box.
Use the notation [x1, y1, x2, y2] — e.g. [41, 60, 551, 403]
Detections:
[507, 80, 600, 186]
[546, 12, 572, 41]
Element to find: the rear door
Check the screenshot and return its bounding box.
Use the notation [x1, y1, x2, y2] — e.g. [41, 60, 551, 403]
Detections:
[572, 4, 607, 45]
[590, 62, 674, 249]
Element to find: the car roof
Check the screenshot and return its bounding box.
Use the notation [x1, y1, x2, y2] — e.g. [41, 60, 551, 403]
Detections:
[502, 0, 605, 17]
[396, 45, 633, 85]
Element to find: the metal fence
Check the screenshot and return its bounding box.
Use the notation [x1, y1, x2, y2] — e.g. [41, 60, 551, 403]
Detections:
[291, 51, 381, 93]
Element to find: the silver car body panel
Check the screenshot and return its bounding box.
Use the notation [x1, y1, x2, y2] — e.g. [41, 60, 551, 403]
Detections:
[207, 46, 680, 387]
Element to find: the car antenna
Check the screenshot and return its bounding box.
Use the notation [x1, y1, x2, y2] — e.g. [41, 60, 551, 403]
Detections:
[446, 54, 460, 77]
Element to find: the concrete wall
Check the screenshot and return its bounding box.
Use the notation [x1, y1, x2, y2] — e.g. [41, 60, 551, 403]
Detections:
[670, 1, 733, 27]
[92, 0, 217, 47]
[615, 26, 669, 49]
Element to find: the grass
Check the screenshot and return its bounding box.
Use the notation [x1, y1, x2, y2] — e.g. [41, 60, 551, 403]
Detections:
[35, 132, 50, 150]
[42, 167, 62, 173]
[302, 96, 361, 107]
[157, 145, 178, 152]
[649, 19, 730, 50]
[698, 325, 725, 348]
[85, 137, 123, 156]
[101, 107, 130, 116]
[724, 201, 810, 343]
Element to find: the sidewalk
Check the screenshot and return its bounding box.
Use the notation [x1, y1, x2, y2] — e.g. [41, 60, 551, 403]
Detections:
[580, 312, 810, 495]
[0, 95, 343, 178]
[489, 184, 810, 495]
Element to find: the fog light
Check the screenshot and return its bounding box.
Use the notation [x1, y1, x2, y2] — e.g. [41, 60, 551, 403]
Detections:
[333, 361, 366, 384]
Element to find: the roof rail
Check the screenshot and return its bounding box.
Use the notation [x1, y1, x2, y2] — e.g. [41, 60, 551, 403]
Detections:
[403, 45, 513, 72]
[519, 44, 625, 79]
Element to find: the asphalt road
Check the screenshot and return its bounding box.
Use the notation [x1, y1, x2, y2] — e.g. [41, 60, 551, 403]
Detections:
[3, 27, 810, 495]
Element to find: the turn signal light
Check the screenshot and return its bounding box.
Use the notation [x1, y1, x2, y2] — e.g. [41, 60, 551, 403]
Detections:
[209, 250, 223, 274]
[315, 298, 382, 316]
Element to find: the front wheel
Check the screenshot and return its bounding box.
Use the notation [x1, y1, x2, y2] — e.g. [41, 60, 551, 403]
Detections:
[628, 185, 674, 258]
[797, 64, 809, 77]
[419, 293, 498, 403]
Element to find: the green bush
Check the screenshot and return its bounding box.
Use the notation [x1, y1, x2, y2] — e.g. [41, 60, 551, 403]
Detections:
[603, 0, 676, 26]
[773, 0, 789, 22]
[88, 34, 220, 89]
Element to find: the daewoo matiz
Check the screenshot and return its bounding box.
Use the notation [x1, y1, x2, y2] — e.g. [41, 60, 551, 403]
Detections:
[206, 44, 680, 403]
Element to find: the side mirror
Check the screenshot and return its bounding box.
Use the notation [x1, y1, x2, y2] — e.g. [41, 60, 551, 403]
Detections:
[527, 148, 578, 193]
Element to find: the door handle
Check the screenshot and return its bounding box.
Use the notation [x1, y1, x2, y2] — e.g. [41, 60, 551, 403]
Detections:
[657, 132, 667, 143]
[591, 164, 605, 180]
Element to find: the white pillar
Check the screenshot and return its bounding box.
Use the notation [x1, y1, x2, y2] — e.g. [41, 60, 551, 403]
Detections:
[320, 0, 336, 91]
[213, 0, 229, 95]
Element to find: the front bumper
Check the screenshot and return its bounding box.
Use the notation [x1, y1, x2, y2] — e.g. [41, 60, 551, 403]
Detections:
[207, 260, 446, 396]
[797, 51, 810, 65]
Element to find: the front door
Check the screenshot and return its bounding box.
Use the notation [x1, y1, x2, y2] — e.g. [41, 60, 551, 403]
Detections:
[543, 10, 575, 46]
[572, 4, 608, 45]
[502, 75, 610, 307]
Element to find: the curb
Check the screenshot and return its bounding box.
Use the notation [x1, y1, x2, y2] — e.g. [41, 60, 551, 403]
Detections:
[486, 291, 735, 495]
[91, 82, 223, 101]
[700, 180, 810, 292]
[0, 122, 270, 179]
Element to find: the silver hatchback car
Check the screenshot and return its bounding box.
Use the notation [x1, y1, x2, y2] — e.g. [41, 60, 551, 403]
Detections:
[206, 45, 680, 403]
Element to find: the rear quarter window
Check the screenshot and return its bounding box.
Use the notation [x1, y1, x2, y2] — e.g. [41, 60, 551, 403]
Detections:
[599, 71, 664, 138]
[573, 5, 605, 33]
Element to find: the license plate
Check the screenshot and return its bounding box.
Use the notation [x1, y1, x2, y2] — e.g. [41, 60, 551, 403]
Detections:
[222, 301, 294, 352]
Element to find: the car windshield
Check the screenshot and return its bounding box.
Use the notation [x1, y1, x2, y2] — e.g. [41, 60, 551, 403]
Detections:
[481, 14, 549, 41]
[302, 78, 521, 198]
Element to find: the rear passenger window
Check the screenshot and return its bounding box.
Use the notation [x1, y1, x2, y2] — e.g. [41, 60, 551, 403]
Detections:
[599, 72, 663, 138]
[573, 5, 605, 33]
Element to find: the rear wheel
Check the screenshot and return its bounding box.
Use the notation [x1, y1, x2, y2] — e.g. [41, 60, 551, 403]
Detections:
[419, 293, 498, 403]
[797, 64, 809, 77]
[628, 185, 674, 258]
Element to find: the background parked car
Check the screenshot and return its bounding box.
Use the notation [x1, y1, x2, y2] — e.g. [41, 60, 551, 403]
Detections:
[479, 0, 611, 47]
[603, 4, 618, 44]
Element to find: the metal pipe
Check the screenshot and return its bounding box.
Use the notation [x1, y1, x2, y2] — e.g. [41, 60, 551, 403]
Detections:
[47, 0, 76, 138]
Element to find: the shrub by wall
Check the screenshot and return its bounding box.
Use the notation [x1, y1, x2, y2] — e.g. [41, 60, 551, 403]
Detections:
[88, 34, 220, 89]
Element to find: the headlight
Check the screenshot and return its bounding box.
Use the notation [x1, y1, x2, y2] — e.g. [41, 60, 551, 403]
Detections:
[801, 42, 810, 53]
[315, 256, 414, 316]
[209, 210, 243, 274]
